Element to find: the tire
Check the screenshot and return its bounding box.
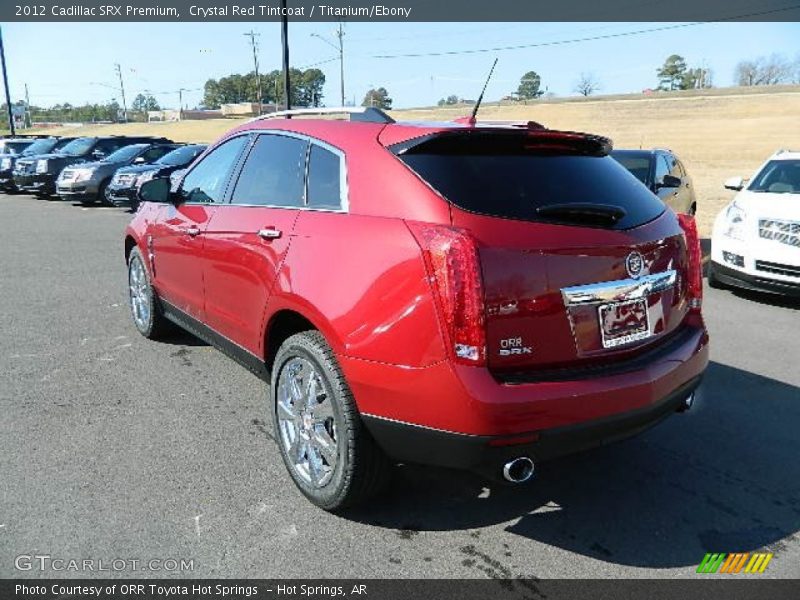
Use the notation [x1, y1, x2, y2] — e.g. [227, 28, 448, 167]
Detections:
[707, 262, 724, 289]
[127, 247, 170, 339]
[271, 331, 390, 510]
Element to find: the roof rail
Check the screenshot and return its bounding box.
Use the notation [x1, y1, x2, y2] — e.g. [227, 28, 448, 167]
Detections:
[249, 106, 395, 124]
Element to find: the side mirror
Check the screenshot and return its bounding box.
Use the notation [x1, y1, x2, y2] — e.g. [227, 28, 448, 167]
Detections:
[138, 177, 173, 204]
[91, 150, 105, 160]
[724, 176, 744, 191]
[133, 156, 146, 165]
[658, 174, 682, 189]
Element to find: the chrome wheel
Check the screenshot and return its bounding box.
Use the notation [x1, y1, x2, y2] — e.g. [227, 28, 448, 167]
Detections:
[128, 256, 151, 331]
[276, 357, 338, 488]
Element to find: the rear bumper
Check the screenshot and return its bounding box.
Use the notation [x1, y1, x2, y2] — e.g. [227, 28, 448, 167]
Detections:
[711, 261, 800, 297]
[363, 375, 701, 479]
[343, 321, 709, 474]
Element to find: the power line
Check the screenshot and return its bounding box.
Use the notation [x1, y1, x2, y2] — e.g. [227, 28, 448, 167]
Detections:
[371, 6, 800, 59]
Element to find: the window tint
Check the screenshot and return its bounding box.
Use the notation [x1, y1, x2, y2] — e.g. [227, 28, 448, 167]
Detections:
[141, 146, 172, 162]
[654, 155, 670, 185]
[610, 153, 650, 185]
[231, 134, 307, 207]
[666, 154, 683, 178]
[748, 160, 800, 194]
[307, 145, 343, 209]
[398, 133, 665, 230]
[96, 139, 126, 155]
[180, 135, 248, 204]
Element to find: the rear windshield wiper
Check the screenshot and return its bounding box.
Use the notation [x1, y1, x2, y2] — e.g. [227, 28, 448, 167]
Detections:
[536, 202, 627, 226]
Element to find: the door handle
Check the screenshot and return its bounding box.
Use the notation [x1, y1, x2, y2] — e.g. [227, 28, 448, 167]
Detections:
[257, 228, 282, 240]
[184, 226, 201, 237]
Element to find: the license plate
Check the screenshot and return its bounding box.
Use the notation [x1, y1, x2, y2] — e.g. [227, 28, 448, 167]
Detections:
[598, 298, 651, 348]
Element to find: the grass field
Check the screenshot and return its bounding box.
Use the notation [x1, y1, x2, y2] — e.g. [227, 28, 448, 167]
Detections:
[42, 86, 800, 236]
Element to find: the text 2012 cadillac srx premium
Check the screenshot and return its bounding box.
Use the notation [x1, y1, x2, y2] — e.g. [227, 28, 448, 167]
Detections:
[124, 107, 709, 510]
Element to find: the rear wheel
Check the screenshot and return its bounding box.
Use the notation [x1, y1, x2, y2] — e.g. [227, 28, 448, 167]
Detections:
[271, 331, 390, 510]
[127, 247, 170, 338]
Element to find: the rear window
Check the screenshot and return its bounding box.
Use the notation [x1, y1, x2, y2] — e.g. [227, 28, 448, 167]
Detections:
[397, 132, 665, 229]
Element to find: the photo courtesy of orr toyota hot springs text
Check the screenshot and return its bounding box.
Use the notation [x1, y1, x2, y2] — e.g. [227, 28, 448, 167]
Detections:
[0, 1, 799, 599]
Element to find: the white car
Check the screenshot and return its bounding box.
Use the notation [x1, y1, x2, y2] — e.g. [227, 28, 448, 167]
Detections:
[709, 150, 800, 296]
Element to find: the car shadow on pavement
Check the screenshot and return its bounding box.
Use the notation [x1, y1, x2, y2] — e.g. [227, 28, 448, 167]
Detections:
[723, 287, 800, 311]
[343, 361, 800, 569]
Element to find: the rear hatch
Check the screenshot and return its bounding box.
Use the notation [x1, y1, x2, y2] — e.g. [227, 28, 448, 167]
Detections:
[394, 128, 692, 375]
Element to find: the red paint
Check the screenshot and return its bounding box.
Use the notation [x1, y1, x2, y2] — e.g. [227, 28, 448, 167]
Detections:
[125, 117, 708, 445]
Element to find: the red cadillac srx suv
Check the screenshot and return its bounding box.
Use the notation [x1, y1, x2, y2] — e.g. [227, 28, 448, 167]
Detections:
[125, 107, 709, 510]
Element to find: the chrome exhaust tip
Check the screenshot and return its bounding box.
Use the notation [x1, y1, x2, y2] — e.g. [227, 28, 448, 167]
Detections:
[502, 457, 535, 483]
[677, 392, 695, 413]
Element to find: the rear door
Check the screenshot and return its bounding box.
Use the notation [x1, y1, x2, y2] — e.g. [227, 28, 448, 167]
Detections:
[202, 133, 308, 355]
[396, 130, 691, 374]
[149, 135, 249, 319]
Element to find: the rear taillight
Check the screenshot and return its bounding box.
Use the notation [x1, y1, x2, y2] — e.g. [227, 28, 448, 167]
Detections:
[678, 213, 703, 312]
[407, 222, 486, 366]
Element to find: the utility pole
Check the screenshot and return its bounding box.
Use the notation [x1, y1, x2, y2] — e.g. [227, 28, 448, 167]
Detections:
[311, 21, 345, 106]
[280, 0, 291, 112]
[114, 63, 128, 122]
[0, 26, 16, 135]
[24, 83, 31, 128]
[177, 88, 186, 120]
[243, 30, 262, 114]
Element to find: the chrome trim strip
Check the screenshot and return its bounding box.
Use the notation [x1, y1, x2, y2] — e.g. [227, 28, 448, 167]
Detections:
[561, 270, 677, 306]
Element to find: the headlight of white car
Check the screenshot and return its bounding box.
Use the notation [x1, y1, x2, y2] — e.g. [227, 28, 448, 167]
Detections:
[72, 168, 95, 182]
[723, 202, 747, 241]
[35, 159, 49, 174]
[1, 157, 11, 170]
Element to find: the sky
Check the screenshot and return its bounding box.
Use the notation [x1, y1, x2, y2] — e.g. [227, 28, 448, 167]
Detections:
[1, 21, 799, 110]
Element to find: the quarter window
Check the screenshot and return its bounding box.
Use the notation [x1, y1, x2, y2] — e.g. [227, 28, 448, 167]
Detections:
[231, 134, 307, 207]
[180, 135, 248, 204]
[307, 145, 343, 209]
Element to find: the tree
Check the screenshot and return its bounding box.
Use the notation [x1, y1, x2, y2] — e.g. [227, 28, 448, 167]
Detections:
[517, 71, 544, 100]
[438, 94, 460, 106]
[683, 67, 713, 89]
[657, 55, 689, 91]
[362, 87, 392, 109]
[735, 54, 792, 86]
[201, 69, 326, 109]
[131, 94, 160, 114]
[573, 72, 601, 97]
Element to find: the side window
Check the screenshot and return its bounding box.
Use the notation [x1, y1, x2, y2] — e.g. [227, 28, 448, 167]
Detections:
[180, 136, 248, 204]
[654, 155, 670, 185]
[667, 154, 682, 178]
[141, 146, 171, 162]
[96, 140, 124, 155]
[230, 134, 307, 207]
[307, 144, 344, 210]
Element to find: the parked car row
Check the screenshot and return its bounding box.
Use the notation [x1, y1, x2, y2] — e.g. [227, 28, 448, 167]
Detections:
[0, 134, 206, 207]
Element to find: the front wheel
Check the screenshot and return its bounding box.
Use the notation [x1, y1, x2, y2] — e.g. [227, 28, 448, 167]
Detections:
[271, 331, 390, 510]
[127, 247, 170, 338]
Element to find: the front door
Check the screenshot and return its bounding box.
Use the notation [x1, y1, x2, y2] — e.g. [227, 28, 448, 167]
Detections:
[203, 133, 308, 355]
[149, 134, 250, 320]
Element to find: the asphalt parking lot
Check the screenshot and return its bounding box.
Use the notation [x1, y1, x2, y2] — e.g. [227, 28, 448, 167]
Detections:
[1, 194, 799, 581]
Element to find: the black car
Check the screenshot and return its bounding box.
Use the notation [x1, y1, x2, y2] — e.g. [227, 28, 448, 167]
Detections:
[13, 135, 173, 197]
[610, 149, 697, 215]
[106, 144, 207, 210]
[1, 137, 75, 193]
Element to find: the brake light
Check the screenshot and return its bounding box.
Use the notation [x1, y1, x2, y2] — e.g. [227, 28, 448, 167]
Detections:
[678, 213, 703, 312]
[407, 222, 486, 366]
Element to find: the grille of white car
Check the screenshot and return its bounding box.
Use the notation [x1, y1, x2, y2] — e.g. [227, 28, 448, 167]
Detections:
[758, 219, 800, 248]
[755, 260, 800, 279]
[114, 173, 137, 186]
